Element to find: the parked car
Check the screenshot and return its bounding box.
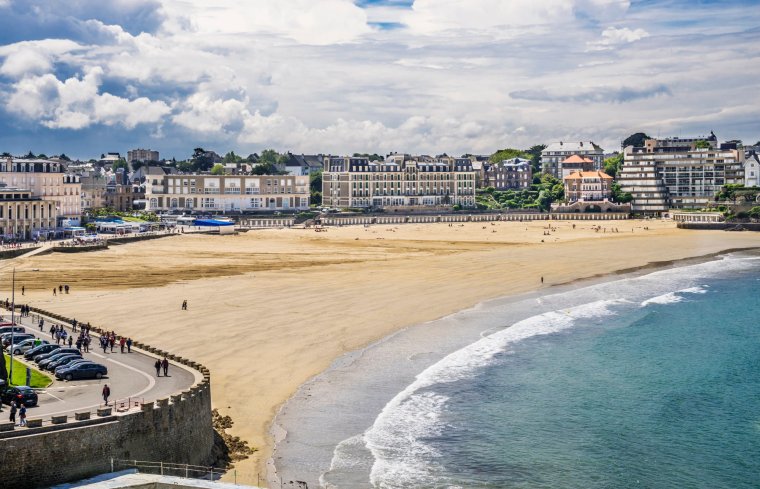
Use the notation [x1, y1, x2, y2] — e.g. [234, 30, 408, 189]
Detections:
[34, 347, 79, 364]
[56, 362, 108, 381]
[25, 343, 60, 360]
[38, 351, 81, 369]
[43, 353, 81, 371]
[2, 333, 34, 348]
[0, 325, 24, 335]
[0, 385, 38, 407]
[8, 338, 48, 355]
[55, 358, 90, 374]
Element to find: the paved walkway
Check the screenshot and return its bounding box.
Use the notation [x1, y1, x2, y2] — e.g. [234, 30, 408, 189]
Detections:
[2, 308, 198, 423]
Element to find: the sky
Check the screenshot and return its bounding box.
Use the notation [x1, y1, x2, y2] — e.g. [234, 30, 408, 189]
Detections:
[0, 0, 758, 160]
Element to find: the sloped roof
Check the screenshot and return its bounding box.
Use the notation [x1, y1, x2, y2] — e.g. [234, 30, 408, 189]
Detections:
[562, 154, 595, 164]
[564, 170, 613, 180]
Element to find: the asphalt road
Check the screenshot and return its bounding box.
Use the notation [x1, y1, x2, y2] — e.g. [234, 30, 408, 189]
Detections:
[1, 308, 198, 421]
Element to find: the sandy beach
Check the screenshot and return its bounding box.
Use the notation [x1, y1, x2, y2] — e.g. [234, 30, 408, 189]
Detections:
[1, 219, 758, 485]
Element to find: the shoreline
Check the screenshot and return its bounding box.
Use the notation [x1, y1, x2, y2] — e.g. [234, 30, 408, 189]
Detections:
[270, 247, 760, 487]
[4, 220, 759, 486]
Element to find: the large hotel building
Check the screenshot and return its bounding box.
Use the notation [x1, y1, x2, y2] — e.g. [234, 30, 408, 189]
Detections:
[618, 134, 745, 214]
[0, 158, 82, 225]
[541, 141, 604, 178]
[145, 174, 310, 212]
[0, 184, 58, 240]
[322, 154, 476, 209]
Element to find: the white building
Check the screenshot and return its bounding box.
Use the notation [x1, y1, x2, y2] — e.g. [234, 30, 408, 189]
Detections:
[145, 174, 310, 212]
[745, 153, 759, 187]
[541, 141, 604, 178]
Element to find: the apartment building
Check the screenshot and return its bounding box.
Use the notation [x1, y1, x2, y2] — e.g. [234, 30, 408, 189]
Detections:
[322, 154, 476, 209]
[618, 135, 745, 214]
[0, 158, 82, 225]
[745, 153, 759, 187]
[563, 171, 613, 202]
[127, 148, 160, 164]
[0, 184, 58, 240]
[481, 158, 532, 190]
[79, 171, 108, 210]
[145, 174, 309, 212]
[541, 141, 604, 178]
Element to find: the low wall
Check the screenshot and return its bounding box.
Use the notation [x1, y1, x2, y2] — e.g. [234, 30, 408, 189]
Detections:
[321, 211, 629, 226]
[0, 246, 41, 260]
[0, 306, 214, 489]
[52, 243, 109, 253]
[677, 222, 760, 231]
[106, 233, 179, 245]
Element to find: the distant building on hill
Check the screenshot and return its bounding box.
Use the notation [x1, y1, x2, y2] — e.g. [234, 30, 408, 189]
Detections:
[617, 133, 745, 214]
[558, 154, 596, 179]
[563, 170, 613, 202]
[745, 152, 759, 188]
[541, 141, 604, 178]
[281, 153, 323, 176]
[127, 148, 159, 164]
[322, 154, 476, 209]
[481, 158, 532, 190]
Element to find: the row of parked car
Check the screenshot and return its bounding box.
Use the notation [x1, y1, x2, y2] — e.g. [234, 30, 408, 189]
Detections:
[1, 324, 108, 387]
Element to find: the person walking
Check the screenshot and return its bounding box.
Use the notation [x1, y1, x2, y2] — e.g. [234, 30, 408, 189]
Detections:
[21, 285, 24, 296]
[101, 335, 108, 354]
[126, 338, 132, 353]
[154, 359, 162, 377]
[109, 334, 115, 353]
[162, 357, 169, 376]
[68, 335, 73, 348]
[18, 405, 27, 427]
[9, 401, 17, 424]
[39, 318, 44, 331]
[119, 337, 126, 353]
[102, 384, 111, 406]
[53, 287, 56, 296]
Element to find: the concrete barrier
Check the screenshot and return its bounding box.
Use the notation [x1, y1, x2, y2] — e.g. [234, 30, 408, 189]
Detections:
[96, 407, 112, 417]
[0, 422, 14, 432]
[26, 419, 43, 428]
[51, 415, 68, 425]
[74, 412, 91, 421]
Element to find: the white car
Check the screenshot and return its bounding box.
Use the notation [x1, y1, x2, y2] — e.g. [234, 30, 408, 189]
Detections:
[8, 338, 48, 355]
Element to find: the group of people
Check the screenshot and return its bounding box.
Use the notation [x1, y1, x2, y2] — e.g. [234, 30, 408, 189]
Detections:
[52, 284, 71, 296]
[154, 357, 170, 377]
[96, 331, 133, 354]
[6, 400, 27, 426]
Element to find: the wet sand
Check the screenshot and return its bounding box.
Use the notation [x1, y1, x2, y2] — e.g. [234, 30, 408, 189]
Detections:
[2, 219, 758, 485]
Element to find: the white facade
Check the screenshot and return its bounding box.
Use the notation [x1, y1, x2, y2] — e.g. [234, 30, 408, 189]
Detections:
[146, 174, 310, 212]
[541, 141, 604, 178]
[745, 153, 759, 187]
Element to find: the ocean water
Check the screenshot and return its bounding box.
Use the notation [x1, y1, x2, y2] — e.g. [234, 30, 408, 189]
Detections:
[272, 253, 760, 489]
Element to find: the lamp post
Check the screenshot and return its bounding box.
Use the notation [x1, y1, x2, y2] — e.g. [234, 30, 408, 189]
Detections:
[9, 268, 15, 384]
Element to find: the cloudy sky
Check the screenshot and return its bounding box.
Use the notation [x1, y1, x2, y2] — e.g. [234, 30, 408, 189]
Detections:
[0, 0, 758, 160]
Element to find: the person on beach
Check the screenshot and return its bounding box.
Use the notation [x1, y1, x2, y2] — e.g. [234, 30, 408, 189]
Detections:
[181, 299, 187, 310]
[102, 384, 111, 406]
[162, 357, 169, 376]
[65, 285, 69, 294]
[155, 359, 162, 377]
[53, 287, 56, 296]
[21, 285, 24, 296]
[58, 285, 62, 293]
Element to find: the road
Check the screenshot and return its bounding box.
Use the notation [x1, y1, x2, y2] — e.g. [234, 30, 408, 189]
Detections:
[1, 307, 198, 421]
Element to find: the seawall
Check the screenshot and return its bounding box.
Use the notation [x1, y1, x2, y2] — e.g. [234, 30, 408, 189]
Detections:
[677, 222, 760, 231]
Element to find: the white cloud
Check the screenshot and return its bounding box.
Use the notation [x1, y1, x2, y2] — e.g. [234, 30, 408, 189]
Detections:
[159, 0, 371, 45]
[588, 26, 649, 50]
[0, 39, 81, 78]
[6, 67, 170, 129]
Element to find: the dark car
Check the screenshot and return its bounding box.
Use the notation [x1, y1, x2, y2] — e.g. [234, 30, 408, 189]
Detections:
[41, 353, 81, 370]
[46, 354, 83, 371]
[34, 347, 79, 364]
[56, 362, 108, 381]
[0, 385, 38, 407]
[55, 358, 90, 374]
[25, 343, 60, 359]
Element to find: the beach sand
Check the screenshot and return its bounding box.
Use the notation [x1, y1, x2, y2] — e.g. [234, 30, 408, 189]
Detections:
[2, 219, 758, 485]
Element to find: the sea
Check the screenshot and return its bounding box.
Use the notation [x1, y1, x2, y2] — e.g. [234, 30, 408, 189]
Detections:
[271, 252, 760, 489]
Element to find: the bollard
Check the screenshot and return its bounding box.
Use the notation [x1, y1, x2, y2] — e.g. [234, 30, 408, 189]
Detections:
[51, 415, 68, 425]
[74, 412, 91, 421]
[97, 407, 112, 417]
[0, 422, 15, 432]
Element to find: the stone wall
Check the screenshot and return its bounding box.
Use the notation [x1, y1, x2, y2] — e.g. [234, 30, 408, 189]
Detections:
[677, 222, 760, 231]
[0, 306, 214, 489]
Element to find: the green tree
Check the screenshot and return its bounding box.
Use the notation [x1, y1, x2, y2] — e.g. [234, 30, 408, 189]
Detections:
[694, 140, 711, 149]
[0, 348, 8, 384]
[259, 149, 280, 165]
[192, 147, 214, 171]
[223, 151, 241, 163]
[251, 161, 282, 175]
[611, 182, 633, 203]
[353, 153, 384, 161]
[112, 159, 129, 172]
[526, 144, 546, 174]
[490, 148, 529, 163]
[749, 206, 760, 219]
[603, 153, 623, 178]
[623, 132, 650, 148]
[58, 153, 71, 161]
[131, 160, 147, 171]
[176, 160, 193, 172]
[211, 163, 225, 175]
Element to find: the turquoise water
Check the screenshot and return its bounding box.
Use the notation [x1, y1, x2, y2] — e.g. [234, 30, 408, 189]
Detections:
[362, 256, 760, 488]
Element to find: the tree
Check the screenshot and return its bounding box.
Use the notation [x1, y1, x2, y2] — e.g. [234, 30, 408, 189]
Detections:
[749, 206, 760, 220]
[694, 140, 711, 149]
[603, 153, 623, 178]
[112, 159, 129, 172]
[25, 151, 35, 159]
[211, 163, 225, 175]
[250, 161, 281, 175]
[622, 132, 650, 148]
[525, 144, 546, 174]
[259, 149, 280, 165]
[176, 160, 193, 172]
[353, 153, 384, 161]
[490, 148, 529, 163]
[223, 151, 241, 163]
[611, 182, 633, 203]
[0, 348, 8, 385]
[58, 153, 71, 161]
[191, 147, 213, 171]
[131, 160, 146, 171]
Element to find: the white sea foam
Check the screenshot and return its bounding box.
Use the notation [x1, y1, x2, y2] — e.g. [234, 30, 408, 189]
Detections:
[365, 299, 625, 488]
[641, 285, 710, 307]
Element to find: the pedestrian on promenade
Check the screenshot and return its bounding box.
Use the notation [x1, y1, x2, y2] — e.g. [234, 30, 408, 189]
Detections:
[18, 405, 27, 427]
[102, 384, 111, 406]
[72, 319, 77, 332]
[84, 336, 90, 353]
[154, 359, 161, 377]
[101, 336, 108, 353]
[68, 335, 73, 348]
[119, 337, 126, 353]
[39, 318, 44, 331]
[126, 338, 132, 353]
[162, 357, 169, 376]
[109, 334, 115, 352]
[9, 401, 16, 423]
[76, 336, 82, 351]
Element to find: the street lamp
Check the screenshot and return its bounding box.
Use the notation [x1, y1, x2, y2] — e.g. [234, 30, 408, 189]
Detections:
[9, 268, 15, 385]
